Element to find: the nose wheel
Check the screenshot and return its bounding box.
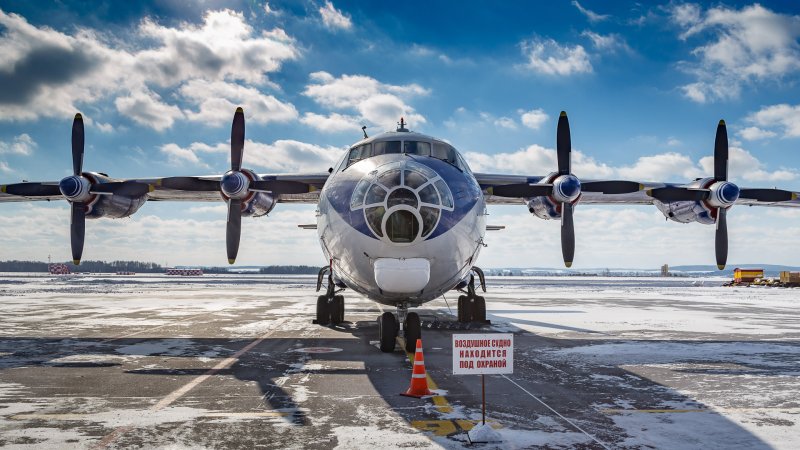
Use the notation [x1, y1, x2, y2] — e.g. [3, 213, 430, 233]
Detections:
[377, 304, 422, 353]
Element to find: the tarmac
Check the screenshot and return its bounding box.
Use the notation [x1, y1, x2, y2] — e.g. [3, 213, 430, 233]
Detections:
[0, 273, 798, 449]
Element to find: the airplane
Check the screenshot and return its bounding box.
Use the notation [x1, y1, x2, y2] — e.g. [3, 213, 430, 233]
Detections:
[2, 108, 799, 353]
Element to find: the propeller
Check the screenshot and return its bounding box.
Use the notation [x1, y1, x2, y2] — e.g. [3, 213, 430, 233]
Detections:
[556, 112, 575, 268]
[225, 107, 246, 264]
[70, 113, 86, 264]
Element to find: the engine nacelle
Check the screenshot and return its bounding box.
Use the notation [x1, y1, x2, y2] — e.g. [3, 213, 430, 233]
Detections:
[527, 172, 580, 220]
[68, 173, 148, 219]
[654, 199, 715, 225]
[654, 177, 738, 225]
[220, 169, 276, 217]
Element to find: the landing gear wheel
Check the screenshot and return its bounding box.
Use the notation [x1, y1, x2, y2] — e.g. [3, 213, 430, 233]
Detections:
[404, 312, 421, 353]
[457, 295, 469, 323]
[474, 295, 486, 322]
[332, 295, 345, 324]
[378, 312, 397, 353]
[316, 295, 330, 325]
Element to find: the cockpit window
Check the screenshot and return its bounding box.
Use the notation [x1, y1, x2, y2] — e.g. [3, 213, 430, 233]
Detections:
[345, 139, 463, 170]
[404, 141, 431, 156]
[373, 141, 401, 155]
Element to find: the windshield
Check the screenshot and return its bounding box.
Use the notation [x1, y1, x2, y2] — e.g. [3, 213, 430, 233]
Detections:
[346, 140, 463, 169]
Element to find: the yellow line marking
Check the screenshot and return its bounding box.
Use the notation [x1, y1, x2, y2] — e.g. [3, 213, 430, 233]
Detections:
[410, 419, 501, 437]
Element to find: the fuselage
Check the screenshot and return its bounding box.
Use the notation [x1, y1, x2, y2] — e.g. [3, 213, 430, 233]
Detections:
[317, 129, 486, 306]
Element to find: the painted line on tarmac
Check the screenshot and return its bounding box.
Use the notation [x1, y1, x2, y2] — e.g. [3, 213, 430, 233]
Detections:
[501, 374, 612, 450]
[12, 411, 289, 421]
[92, 317, 289, 449]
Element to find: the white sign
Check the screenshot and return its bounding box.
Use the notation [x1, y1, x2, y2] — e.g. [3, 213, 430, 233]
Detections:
[452, 333, 513, 375]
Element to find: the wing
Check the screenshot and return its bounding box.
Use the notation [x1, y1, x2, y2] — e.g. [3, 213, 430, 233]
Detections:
[476, 173, 800, 208]
[1, 173, 329, 203]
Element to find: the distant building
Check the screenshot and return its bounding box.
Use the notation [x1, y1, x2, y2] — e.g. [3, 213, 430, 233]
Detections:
[661, 264, 670, 277]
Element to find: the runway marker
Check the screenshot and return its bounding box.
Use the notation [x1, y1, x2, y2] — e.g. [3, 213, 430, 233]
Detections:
[501, 374, 611, 450]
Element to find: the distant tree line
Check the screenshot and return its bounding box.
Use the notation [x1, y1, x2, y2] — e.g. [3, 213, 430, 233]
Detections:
[0, 260, 319, 274]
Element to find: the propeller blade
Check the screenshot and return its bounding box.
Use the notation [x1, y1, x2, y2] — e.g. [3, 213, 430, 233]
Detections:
[739, 188, 797, 202]
[714, 120, 728, 182]
[70, 202, 86, 265]
[231, 107, 245, 172]
[715, 208, 728, 270]
[2, 182, 61, 197]
[72, 113, 84, 176]
[489, 183, 553, 198]
[249, 180, 311, 195]
[90, 181, 152, 197]
[556, 111, 571, 175]
[226, 199, 242, 264]
[160, 177, 221, 191]
[561, 202, 575, 268]
[648, 186, 709, 202]
[582, 180, 643, 194]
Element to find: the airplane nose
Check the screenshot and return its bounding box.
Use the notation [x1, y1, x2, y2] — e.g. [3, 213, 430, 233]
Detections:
[350, 160, 455, 245]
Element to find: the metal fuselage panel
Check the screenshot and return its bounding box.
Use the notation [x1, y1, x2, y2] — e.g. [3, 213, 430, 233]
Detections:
[317, 151, 486, 306]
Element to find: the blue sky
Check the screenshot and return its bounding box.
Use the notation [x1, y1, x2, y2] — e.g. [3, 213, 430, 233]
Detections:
[1, 1, 799, 268]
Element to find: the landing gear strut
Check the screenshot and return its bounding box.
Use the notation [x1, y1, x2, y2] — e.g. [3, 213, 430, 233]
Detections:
[314, 266, 345, 325]
[376, 302, 422, 353]
[457, 267, 489, 324]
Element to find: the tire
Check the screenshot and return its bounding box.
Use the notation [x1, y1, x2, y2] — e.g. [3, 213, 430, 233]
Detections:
[378, 312, 397, 352]
[333, 295, 345, 324]
[474, 295, 486, 322]
[405, 312, 421, 353]
[316, 295, 329, 325]
[457, 295, 469, 323]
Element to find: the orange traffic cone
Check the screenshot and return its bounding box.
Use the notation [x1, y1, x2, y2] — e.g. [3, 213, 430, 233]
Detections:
[401, 339, 433, 398]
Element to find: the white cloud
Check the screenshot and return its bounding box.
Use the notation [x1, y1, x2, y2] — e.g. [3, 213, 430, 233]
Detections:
[699, 146, 797, 182]
[0, 9, 300, 130]
[115, 89, 185, 131]
[179, 80, 298, 126]
[0, 133, 37, 155]
[494, 117, 517, 130]
[737, 126, 777, 141]
[464, 144, 614, 178]
[160, 142, 213, 167]
[465, 143, 794, 183]
[520, 37, 592, 76]
[572, 0, 610, 23]
[670, 4, 800, 103]
[519, 108, 549, 130]
[300, 112, 363, 133]
[745, 103, 800, 138]
[303, 72, 428, 130]
[0, 160, 11, 173]
[159, 139, 342, 173]
[581, 31, 631, 53]
[616, 152, 702, 181]
[319, 1, 352, 31]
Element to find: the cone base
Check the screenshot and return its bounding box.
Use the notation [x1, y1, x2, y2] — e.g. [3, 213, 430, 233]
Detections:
[401, 389, 433, 398]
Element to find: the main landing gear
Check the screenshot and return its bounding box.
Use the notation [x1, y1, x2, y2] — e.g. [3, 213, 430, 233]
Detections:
[457, 267, 490, 324]
[315, 266, 345, 325]
[377, 302, 421, 353]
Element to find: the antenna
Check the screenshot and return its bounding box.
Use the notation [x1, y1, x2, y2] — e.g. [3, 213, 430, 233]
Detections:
[397, 117, 408, 132]
[362, 125, 368, 139]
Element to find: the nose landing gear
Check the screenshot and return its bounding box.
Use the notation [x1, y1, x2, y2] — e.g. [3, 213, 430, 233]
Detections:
[377, 302, 422, 353]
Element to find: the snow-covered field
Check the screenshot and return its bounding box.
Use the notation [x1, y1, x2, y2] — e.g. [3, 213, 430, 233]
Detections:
[0, 273, 797, 449]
